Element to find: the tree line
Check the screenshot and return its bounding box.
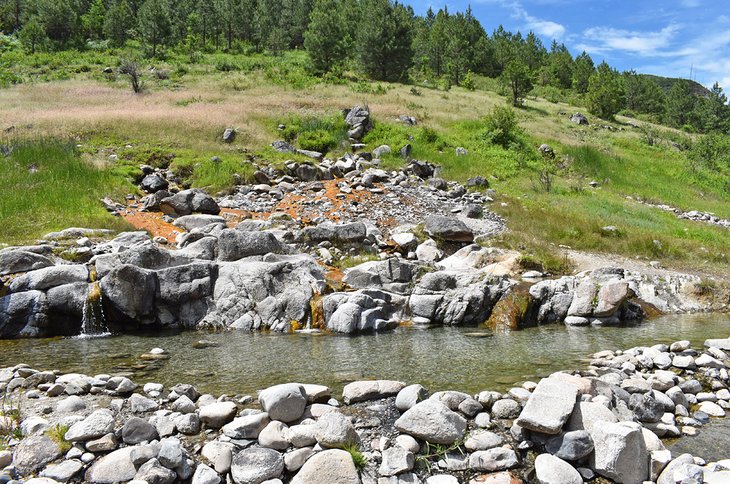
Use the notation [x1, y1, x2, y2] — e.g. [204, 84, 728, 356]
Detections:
[1, 0, 728, 132]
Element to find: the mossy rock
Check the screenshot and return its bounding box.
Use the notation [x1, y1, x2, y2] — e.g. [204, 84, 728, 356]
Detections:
[485, 288, 533, 331]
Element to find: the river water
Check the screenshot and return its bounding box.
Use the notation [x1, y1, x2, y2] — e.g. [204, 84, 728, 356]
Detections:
[0, 313, 728, 397]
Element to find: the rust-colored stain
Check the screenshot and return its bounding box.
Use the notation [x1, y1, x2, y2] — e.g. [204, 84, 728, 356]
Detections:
[121, 180, 397, 243]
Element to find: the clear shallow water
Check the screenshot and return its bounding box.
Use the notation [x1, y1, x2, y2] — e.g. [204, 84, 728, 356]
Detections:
[0, 313, 728, 397]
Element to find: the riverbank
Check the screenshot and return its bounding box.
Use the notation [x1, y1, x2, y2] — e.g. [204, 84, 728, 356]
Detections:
[1, 333, 729, 483]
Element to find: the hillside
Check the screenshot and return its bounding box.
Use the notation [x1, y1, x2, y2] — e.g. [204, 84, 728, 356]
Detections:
[1, 51, 729, 278]
[642, 74, 711, 97]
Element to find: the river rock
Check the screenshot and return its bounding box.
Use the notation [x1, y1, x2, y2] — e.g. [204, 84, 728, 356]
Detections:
[395, 399, 466, 445]
[566, 401, 618, 431]
[85, 447, 137, 483]
[218, 229, 284, 261]
[516, 378, 579, 434]
[534, 454, 582, 484]
[141, 174, 169, 193]
[593, 282, 630, 317]
[464, 430, 503, 451]
[343, 380, 406, 404]
[705, 338, 730, 350]
[698, 401, 726, 417]
[122, 416, 159, 444]
[629, 392, 663, 422]
[230, 447, 284, 484]
[424, 216, 473, 242]
[192, 463, 221, 484]
[86, 433, 117, 452]
[222, 413, 270, 439]
[657, 453, 695, 484]
[64, 409, 115, 442]
[0, 250, 53, 276]
[468, 448, 519, 472]
[545, 430, 594, 461]
[199, 401, 238, 428]
[315, 412, 359, 448]
[135, 457, 177, 484]
[8, 264, 89, 292]
[380, 446, 414, 476]
[590, 421, 648, 483]
[491, 399, 521, 419]
[12, 435, 62, 474]
[259, 383, 307, 423]
[201, 441, 234, 474]
[39, 459, 84, 482]
[160, 189, 220, 216]
[129, 393, 159, 413]
[258, 421, 290, 450]
[291, 448, 359, 483]
[175, 413, 201, 435]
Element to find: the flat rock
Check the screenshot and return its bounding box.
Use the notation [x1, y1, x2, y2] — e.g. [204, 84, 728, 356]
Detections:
[468, 448, 519, 472]
[199, 401, 238, 428]
[13, 435, 62, 474]
[342, 380, 405, 404]
[590, 421, 648, 483]
[230, 447, 284, 484]
[85, 447, 137, 483]
[395, 399, 466, 445]
[290, 449, 360, 484]
[39, 459, 84, 482]
[222, 413, 270, 439]
[64, 410, 115, 442]
[545, 430, 594, 461]
[534, 454, 582, 484]
[516, 378, 579, 434]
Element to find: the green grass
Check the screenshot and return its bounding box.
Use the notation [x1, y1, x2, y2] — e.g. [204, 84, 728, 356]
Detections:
[342, 442, 367, 470]
[0, 139, 133, 245]
[45, 424, 71, 453]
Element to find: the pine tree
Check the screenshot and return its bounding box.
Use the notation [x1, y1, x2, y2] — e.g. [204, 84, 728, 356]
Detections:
[37, 0, 78, 46]
[304, 0, 349, 74]
[18, 16, 45, 53]
[81, 0, 106, 40]
[664, 80, 699, 129]
[356, 0, 413, 82]
[103, 0, 134, 47]
[502, 59, 532, 106]
[137, 0, 171, 57]
[572, 51, 594, 94]
[701, 82, 729, 133]
[587, 61, 625, 119]
[623, 71, 664, 115]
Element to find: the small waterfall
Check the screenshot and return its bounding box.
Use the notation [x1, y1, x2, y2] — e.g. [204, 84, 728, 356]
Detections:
[78, 282, 111, 338]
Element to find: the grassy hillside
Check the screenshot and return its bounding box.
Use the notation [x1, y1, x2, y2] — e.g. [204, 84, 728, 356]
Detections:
[1, 51, 728, 275]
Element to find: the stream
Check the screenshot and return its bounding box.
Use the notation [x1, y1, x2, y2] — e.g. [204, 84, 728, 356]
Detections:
[0, 313, 727, 397]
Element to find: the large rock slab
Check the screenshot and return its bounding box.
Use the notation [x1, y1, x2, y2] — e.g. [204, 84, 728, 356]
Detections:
[342, 380, 406, 404]
[12, 435, 62, 474]
[230, 447, 284, 484]
[515, 378, 578, 434]
[590, 421, 648, 484]
[84, 447, 137, 483]
[8, 265, 89, 292]
[424, 216, 473, 242]
[291, 448, 360, 484]
[0, 250, 53, 276]
[218, 229, 284, 261]
[259, 383, 307, 423]
[534, 454, 582, 484]
[394, 399, 466, 445]
[64, 410, 115, 442]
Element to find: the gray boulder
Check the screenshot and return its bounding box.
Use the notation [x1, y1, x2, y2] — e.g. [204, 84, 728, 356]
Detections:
[315, 412, 360, 448]
[199, 401, 238, 428]
[590, 421, 648, 483]
[222, 413, 270, 439]
[545, 430, 594, 461]
[160, 189, 221, 216]
[468, 448, 519, 472]
[516, 378, 579, 434]
[290, 449, 360, 484]
[0, 290, 48, 338]
[174, 214, 226, 232]
[12, 435, 62, 474]
[122, 416, 159, 444]
[140, 174, 169, 193]
[394, 399, 466, 445]
[343, 380, 406, 404]
[534, 454, 582, 484]
[218, 229, 284, 261]
[396, 384, 429, 411]
[100, 264, 157, 324]
[39, 459, 84, 482]
[0, 250, 53, 276]
[380, 446, 414, 476]
[423, 216, 473, 242]
[259, 383, 307, 423]
[230, 447, 284, 484]
[135, 458, 177, 484]
[64, 410, 115, 442]
[8, 265, 88, 293]
[84, 447, 137, 483]
[193, 464, 221, 484]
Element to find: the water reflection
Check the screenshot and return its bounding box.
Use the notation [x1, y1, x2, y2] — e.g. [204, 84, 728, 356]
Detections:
[0, 314, 727, 396]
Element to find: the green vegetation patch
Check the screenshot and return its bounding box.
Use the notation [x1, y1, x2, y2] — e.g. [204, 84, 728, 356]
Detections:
[0, 138, 132, 245]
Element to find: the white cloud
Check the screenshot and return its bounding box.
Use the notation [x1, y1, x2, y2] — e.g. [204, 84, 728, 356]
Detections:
[579, 24, 679, 56]
[474, 0, 566, 39]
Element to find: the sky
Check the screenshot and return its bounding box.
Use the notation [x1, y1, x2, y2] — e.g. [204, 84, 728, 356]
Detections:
[402, 0, 730, 89]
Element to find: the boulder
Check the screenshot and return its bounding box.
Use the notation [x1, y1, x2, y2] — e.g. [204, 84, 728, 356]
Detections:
[342, 380, 406, 404]
[590, 421, 648, 483]
[395, 384, 429, 411]
[534, 454, 582, 484]
[8, 265, 89, 293]
[122, 416, 159, 444]
[468, 448, 519, 472]
[258, 421, 290, 450]
[140, 174, 169, 193]
[545, 430, 594, 461]
[199, 401, 238, 428]
[259, 383, 307, 423]
[64, 410, 115, 442]
[516, 378, 579, 434]
[173, 214, 226, 232]
[39, 459, 84, 482]
[0, 250, 53, 276]
[222, 413, 270, 439]
[12, 435, 62, 474]
[230, 447, 284, 484]
[100, 264, 157, 323]
[380, 446, 414, 476]
[192, 464, 221, 484]
[135, 458, 177, 484]
[160, 189, 221, 216]
[217, 229, 284, 261]
[394, 399, 466, 445]
[593, 282, 630, 317]
[315, 412, 360, 448]
[84, 447, 137, 483]
[423, 216, 473, 242]
[290, 449, 360, 484]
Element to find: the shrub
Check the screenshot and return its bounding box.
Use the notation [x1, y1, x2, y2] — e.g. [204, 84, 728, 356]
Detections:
[482, 106, 522, 149]
[298, 130, 338, 153]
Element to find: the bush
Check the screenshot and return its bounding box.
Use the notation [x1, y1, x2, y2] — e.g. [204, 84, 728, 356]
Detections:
[298, 130, 338, 153]
[482, 106, 522, 149]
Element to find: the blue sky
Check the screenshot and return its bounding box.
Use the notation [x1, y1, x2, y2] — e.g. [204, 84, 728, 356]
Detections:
[403, 0, 730, 89]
